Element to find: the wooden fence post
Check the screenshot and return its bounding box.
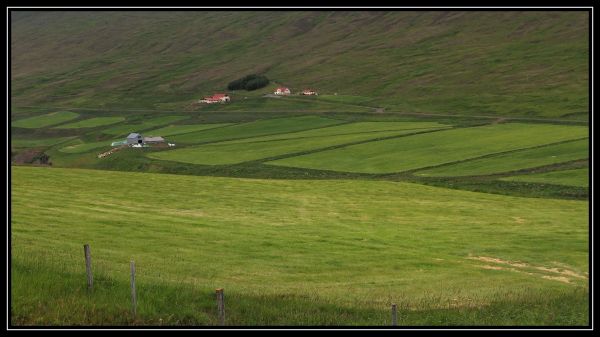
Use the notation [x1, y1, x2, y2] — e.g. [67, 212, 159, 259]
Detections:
[83, 244, 93, 290]
[391, 303, 398, 326]
[216, 288, 225, 326]
[130, 260, 137, 318]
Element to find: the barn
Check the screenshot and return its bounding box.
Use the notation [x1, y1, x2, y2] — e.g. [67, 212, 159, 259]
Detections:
[126, 133, 144, 145]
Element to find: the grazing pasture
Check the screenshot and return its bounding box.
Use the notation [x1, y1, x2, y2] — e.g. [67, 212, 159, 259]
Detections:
[415, 139, 589, 177]
[11, 166, 589, 325]
[55, 117, 125, 129]
[501, 168, 589, 188]
[269, 123, 589, 173]
[11, 111, 79, 128]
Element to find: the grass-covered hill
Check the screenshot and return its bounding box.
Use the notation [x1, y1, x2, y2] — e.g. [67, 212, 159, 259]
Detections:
[11, 11, 589, 119]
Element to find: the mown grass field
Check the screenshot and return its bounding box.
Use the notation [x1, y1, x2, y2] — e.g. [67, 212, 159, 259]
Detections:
[11, 111, 80, 128]
[269, 123, 589, 173]
[11, 166, 589, 326]
[501, 168, 589, 188]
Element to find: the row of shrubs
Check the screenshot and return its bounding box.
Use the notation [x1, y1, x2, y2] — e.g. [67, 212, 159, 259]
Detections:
[227, 74, 270, 91]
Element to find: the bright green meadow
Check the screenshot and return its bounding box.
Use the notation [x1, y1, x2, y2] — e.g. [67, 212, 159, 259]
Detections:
[11, 166, 589, 325]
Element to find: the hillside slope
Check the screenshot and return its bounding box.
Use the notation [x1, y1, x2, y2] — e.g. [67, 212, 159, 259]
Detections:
[11, 11, 589, 119]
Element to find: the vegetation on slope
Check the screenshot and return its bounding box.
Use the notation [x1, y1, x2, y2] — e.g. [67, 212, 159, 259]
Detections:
[11, 11, 589, 118]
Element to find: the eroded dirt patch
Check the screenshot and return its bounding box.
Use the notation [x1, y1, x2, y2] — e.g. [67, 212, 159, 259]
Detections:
[467, 255, 587, 285]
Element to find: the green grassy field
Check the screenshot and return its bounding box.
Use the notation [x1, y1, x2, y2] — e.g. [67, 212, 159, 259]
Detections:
[270, 123, 588, 173]
[9, 10, 591, 327]
[415, 139, 589, 177]
[501, 168, 589, 188]
[55, 116, 126, 129]
[11, 166, 589, 326]
[168, 116, 342, 144]
[102, 116, 190, 136]
[11, 111, 80, 128]
[145, 123, 233, 137]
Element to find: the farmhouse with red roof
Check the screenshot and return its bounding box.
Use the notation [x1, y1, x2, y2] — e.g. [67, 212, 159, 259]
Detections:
[199, 93, 231, 104]
[274, 87, 291, 95]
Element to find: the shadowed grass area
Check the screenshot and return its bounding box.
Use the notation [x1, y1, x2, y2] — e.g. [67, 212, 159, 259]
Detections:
[501, 168, 589, 188]
[12, 111, 80, 128]
[11, 257, 588, 326]
[55, 117, 125, 129]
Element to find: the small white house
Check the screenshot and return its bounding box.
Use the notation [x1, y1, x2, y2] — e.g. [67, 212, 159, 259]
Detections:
[301, 89, 318, 96]
[274, 87, 291, 95]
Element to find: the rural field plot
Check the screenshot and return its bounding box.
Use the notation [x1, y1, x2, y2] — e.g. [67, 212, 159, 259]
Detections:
[11, 166, 589, 325]
[150, 121, 449, 165]
[501, 168, 589, 188]
[145, 123, 233, 137]
[101, 116, 189, 136]
[11, 111, 79, 128]
[222, 121, 451, 144]
[11, 136, 76, 148]
[54, 117, 125, 129]
[415, 139, 589, 177]
[167, 115, 343, 144]
[150, 130, 438, 165]
[269, 123, 589, 174]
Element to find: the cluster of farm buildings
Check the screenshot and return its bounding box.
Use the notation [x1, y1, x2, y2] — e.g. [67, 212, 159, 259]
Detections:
[274, 87, 318, 96]
[199, 87, 318, 104]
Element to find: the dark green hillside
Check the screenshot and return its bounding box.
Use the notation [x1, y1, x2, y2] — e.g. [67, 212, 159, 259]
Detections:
[11, 11, 588, 118]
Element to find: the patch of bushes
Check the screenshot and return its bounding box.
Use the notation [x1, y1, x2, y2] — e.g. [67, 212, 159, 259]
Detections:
[227, 74, 270, 91]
